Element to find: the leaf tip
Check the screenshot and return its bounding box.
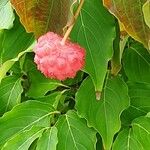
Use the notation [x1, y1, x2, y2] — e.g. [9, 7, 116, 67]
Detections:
[95, 91, 101, 101]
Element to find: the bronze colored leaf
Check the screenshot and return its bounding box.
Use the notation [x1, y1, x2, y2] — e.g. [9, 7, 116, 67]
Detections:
[103, 0, 150, 50]
[11, 0, 71, 38]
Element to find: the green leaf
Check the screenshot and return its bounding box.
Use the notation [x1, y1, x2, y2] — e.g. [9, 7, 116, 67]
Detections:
[36, 91, 65, 109]
[103, 0, 150, 50]
[0, 41, 35, 82]
[0, 16, 34, 64]
[113, 129, 143, 150]
[27, 69, 65, 98]
[2, 126, 46, 150]
[11, 0, 71, 38]
[113, 115, 150, 150]
[143, 0, 150, 29]
[111, 20, 122, 76]
[0, 100, 56, 148]
[121, 82, 150, 125]
[111, 20, 128, 76]
[132, 116, 150, 149]
[0, 1, 14, 29]
[36, 127, 58, 150]
[56, 111, 96, 150]
[76, 76, 129, 150]
[71, 0, 116, 93]
[123, 42, 150, 83]
[0, 75, 23, 115]
[0, 17, 34, 81]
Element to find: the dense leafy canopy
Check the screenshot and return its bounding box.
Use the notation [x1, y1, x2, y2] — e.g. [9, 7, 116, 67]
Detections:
[0, 0, 149, 150]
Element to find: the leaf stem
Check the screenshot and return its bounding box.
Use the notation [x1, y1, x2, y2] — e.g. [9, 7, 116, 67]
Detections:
[61, 0, 84, 45]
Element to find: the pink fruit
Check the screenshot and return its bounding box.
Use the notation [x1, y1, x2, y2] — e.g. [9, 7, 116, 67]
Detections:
[34, 32, 85, 80]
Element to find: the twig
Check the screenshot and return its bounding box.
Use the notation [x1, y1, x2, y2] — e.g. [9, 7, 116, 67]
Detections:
[61, 0, 84, 45]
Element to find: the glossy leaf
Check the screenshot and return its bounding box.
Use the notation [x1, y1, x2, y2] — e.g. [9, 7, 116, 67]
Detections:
[103, 0, 150, 49]
[123, 42, 150, 83]
[36, 127, 58, 150]
[76, 76, 129, 150]
[71, 0, 116, 93]
[0, 100, 55, 148]
[143, 0, 150, 29]
[56, 111, 96, 150]
[0, 1, 14, 29]
[11, 0, 71, 38]
[0, 75, 23, 115]
[2, 126, 45, 150]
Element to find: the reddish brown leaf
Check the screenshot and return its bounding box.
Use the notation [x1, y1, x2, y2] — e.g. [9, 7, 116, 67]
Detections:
[103, 0, 150, 50]
[11, 0, 71, 38]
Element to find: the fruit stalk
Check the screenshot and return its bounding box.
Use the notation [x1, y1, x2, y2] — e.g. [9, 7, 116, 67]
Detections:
[61, 0, 85, 45]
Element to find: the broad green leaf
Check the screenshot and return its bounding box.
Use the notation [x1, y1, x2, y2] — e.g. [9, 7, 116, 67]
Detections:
[0, 0, 9, 10]
[76, 76, 129, 150]
[27, 69, 65, 98]
[71, 0, 116, 94]
[113, 129, 143, 150]
[0, 41, 35, 82]
[114, 115, 150, 150]
[36, 127, 58, 150]
[128, 82, 150, 113]
[143, 0, 150, 29]
[2, 126, 46, 150]
[123, 42, 150, 83]
[56, 111, 96, 150]
[121, 82, 150, 125]
[36, 91, 65, 109]
[11, 0, 71, 38]
[121, 106, 146, 127]
[0, 1, 14, 29]
[132, 116, 150, 150]
[0, 75, 23, 115]
[103, 0, 150, 50]
[0, 16, 34, 64]
[0, 100, 56, 148]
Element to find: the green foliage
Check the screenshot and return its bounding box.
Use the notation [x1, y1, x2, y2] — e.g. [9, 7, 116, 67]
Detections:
[2, 126, 46, 150]
[36, 127, 58, 150]
[71, 0, 116, 93]
[0, 1, 150, 150]
[56, 111, 96, 150]
[0, 75, 23, 115]
[76, 76, 129, 149]
[113, 115, 150, 150]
